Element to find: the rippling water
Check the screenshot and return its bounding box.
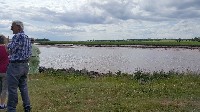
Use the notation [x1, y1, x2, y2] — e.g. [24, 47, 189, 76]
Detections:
[39, 45, 200, 73]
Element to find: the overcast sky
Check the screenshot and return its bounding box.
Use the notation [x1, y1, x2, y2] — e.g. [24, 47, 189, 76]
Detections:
[0, 0, 200, 41]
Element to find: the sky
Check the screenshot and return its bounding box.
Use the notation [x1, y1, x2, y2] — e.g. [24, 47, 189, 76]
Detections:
[0, 0, 200, 41]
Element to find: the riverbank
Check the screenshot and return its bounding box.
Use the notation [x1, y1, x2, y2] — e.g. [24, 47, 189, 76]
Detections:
[16, 69, 200, 111]
[39, 44, 200, 49]
[38, 67, 200, 79]
[36, 40, 200, 49]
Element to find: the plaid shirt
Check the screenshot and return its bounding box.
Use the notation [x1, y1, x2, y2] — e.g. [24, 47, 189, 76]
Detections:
[7, 31, 32, 61]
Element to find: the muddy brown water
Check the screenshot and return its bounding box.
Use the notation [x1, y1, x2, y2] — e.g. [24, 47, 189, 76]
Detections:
[39, 45, 200, 74]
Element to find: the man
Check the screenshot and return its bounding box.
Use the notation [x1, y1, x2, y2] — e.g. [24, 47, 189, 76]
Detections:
[7, 20, 32, 112]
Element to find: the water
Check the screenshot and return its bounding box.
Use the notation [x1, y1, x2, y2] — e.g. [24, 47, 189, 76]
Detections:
[39, 45, 200, 74]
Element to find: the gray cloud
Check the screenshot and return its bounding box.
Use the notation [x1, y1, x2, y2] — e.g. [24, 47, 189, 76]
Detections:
[9, 0, 200, 24]
[86, 0, 200, 22]
[0, 0, 200, 41]
[140, 0, 200, 20]
[16, 6, 108, 26]
[171, 0, 200, 10]
[56, 11, 106, 25]
[0, 24, 6, 29]
[90, 0, 137, 20]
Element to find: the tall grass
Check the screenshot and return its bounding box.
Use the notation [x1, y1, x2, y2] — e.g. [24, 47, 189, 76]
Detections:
[15, 71, 200, 112]
[37, 40, 200, 47]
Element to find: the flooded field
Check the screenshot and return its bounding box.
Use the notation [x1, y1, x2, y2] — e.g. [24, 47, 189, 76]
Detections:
[39, 45, 200, 74]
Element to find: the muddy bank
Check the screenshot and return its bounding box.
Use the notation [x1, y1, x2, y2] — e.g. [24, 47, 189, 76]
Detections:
[85, 45, 200, 49]
[38, 44, 200, 49]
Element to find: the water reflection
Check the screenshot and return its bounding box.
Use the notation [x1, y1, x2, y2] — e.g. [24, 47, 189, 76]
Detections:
[39, 45, 200, 74]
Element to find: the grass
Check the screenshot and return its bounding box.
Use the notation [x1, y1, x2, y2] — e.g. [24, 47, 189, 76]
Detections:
[37, 40, 200, 47]
[16, 71, 200, 112]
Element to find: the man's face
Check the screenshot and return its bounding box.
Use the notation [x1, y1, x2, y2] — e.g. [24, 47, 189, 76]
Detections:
[11, 23, 20, 34]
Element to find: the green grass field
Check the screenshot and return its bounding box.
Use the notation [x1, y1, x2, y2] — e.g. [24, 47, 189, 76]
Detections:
[37, 40, 200, 47]
[15, 71, 200, 112]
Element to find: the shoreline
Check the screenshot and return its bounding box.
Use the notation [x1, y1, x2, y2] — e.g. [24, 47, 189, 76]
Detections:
[86, 44, 200, 49]
[39, 66, 200, 78]
[37, 44, 200, 49]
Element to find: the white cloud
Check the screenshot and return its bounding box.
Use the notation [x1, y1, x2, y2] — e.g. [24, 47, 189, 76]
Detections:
[0, 0, 199, 40]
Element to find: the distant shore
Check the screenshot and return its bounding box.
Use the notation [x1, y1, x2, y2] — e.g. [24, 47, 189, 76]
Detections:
[37, 44, 200, 49]
[36, 39, 200, 49]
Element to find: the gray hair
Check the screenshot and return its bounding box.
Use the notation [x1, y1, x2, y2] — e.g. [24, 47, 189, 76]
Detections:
[12, 20, 24, 31]
[0, 34, 6, 44]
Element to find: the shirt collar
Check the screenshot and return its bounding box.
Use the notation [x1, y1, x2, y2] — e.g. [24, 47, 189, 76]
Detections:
[19, 31, 24, 33]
